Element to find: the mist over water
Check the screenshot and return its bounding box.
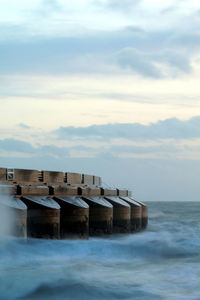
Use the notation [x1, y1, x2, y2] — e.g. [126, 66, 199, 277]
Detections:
[0, 202, 200, 300]
[0, 184, 15, 237]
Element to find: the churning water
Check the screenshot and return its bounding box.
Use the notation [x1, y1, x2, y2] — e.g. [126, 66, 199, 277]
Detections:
[0, 201, 200, 300]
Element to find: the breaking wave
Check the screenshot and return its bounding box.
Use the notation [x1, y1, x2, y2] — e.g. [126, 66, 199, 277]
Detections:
[0, 202, 200, 300]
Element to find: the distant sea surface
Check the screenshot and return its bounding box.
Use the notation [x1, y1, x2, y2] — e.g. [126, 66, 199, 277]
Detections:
[0, 201, 200, 300]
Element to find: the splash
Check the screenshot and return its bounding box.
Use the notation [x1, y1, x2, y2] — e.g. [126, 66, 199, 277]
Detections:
[0, 183, 15, 237]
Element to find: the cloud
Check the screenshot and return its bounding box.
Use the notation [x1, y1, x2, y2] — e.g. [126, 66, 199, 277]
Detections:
[95, 0, 141, 13]
[116, 47, 163, 78]
[161, 6, 178, 15]
[110, 144, 180, 154]
[17, 123, 31, 129]
[54, 116, 200, 140]
[1, 116, 199, 163]
[1, 131, 199, 161]
[35, 145, 69, 157]
[41, 0, 62, 11]
[30, 0, 63, 18]
[0, 139, 34, 153]
[0, 138, 95, 158]
[0, 23, 200, 78]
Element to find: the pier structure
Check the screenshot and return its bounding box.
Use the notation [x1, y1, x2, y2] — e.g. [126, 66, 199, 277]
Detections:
[118, 189, 142, 232]
[79, 187, 113, 236]
[0, 168, 148, 238]
[102, 188, 131, 233]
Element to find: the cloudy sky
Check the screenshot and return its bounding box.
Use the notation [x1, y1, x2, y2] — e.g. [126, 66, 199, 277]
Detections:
[0, 0, 200, 201]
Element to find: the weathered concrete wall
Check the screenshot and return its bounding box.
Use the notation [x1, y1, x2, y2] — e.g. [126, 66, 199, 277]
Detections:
[42, 171, 64, 185]
[82, 174, 93, 186]
[82, 196, 113, 235]
[65, 173, 82, 185]
[101, 188, 117, 196]
[119, 197, 142, 232]
[17, 185, 49, 196]
[104, 196, 131, 233]
[54, 196, 89, 239]
[0, 196, 27, 238]
[0, 168, 7, 182]
[78, 187, 89, 197]
[93, 176, 101, 187]
[78, 187, 102, 197]
[49, 186, 78, 196]
[14, 169, 39, 184]
[117, 189, 128, 197]
[21, 196, 60, 239]
[132, 199, 148, 229]
[87, 188, 101, 197]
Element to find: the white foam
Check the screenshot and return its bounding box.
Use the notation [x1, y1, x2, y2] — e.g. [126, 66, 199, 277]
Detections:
[0, 183, 15, 237]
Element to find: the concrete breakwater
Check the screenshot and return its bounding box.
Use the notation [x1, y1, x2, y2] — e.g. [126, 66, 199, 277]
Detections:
[0, 168, 148, 239]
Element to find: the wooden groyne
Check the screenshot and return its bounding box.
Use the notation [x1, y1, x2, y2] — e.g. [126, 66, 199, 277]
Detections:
[0, 168, 148, 239]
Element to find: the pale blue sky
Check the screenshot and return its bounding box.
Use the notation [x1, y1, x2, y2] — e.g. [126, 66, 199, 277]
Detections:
[0, 0, 200, 201]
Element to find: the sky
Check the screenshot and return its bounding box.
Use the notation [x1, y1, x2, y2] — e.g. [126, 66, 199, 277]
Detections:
[0, 0, 200, 201]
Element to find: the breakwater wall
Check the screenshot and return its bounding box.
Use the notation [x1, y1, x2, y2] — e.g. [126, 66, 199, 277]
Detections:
[0, 168, 148, 239]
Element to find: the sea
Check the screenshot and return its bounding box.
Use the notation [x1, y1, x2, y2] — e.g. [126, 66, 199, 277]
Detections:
[0, 201, 200, 300]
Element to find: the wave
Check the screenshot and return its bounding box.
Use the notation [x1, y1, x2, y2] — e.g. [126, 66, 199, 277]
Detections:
[20, 280, 163, 300]
[0, 228, 198, 268]
[1, 202, 200, 300]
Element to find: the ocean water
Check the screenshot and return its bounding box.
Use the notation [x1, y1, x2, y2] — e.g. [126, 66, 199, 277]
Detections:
[0, 201, 200, 300]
